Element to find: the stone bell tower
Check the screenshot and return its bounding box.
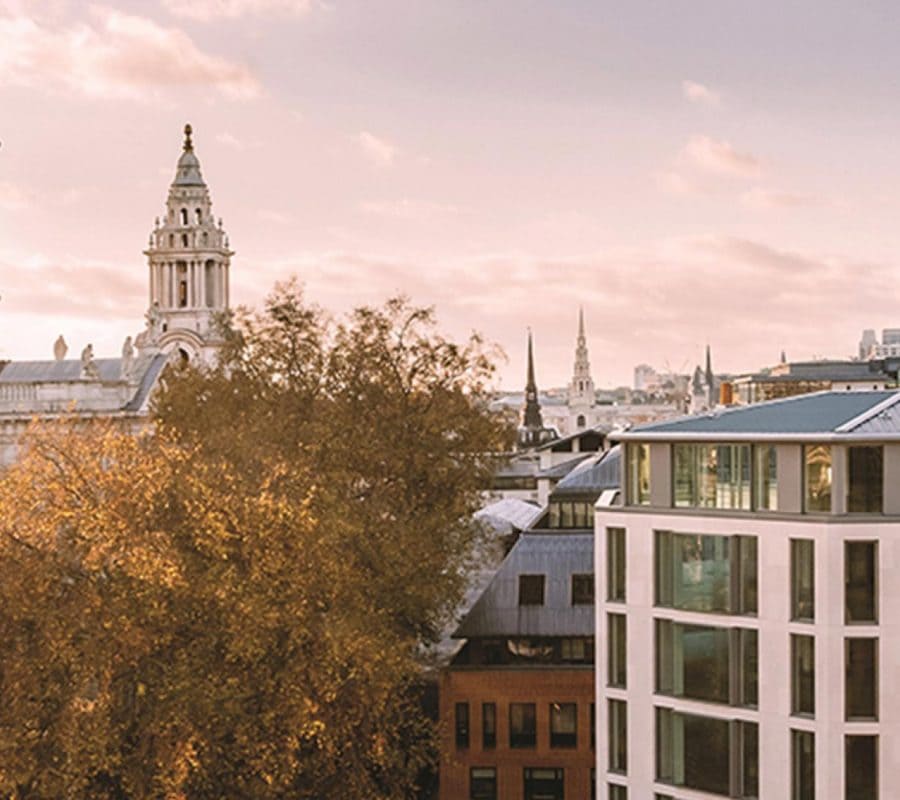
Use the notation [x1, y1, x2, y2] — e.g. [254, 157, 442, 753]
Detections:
[141, 123, 233, 363]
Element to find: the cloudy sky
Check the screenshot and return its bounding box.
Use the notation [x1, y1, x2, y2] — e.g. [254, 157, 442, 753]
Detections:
[2, 0, 900, 388]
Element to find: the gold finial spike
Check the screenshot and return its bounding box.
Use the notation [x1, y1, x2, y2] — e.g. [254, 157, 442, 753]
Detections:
[183, 123, 193, 151]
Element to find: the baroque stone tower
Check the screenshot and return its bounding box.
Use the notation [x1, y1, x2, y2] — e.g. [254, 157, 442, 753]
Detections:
[142, 124, 232, 363]
[567, 308, 596, 427]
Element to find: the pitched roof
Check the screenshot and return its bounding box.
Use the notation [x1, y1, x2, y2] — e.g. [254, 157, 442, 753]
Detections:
[454, 533, 593, 639]
[615, 390, 900, 441]
[552, 445, 621, 496]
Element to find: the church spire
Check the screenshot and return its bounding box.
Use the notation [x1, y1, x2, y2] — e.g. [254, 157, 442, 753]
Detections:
[705, 344, 715, 406]
[523, 329, 544, 429]
[567, 307, 595, 412]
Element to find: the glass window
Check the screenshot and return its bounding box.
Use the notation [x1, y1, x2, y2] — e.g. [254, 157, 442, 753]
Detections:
[628, 443, 650, 505]
[846, 638, 878, 720]
[609, 785, 627, 800]
[848, 446, 883, 513]
[754, 444, 777, 510]
[549, 702, 577, 748]
[608, 613, 627, 688]
[470, 767, 497, 800]
[673, 444, 751, 510]
[560, 502, 574, 528]
[519, 574, 545, 607]
[792, 729, 814, 800]
[524, 768, 564, 800]
[572, 573, 594, 605]
[510, 703, 536, 748]
[608, 699, 627, 774]
[655, 531, 757, 615]
[845, 735, 877, 800]
[845, 541, 878, 623]
[482, 703, 496, 749]
[656, 620, 757, 707]
[804, 445, 832, 512]
[607, 527, 626, 602]
[455, 702, 470, 748]
[791, 539, 815, 621]
[560, 637, 594, 663]
[657, 709, 757, 798]
[791, 634, 815, 717]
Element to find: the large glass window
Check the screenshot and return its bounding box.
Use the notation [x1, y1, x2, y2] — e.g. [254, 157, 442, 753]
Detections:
[656, 620, 757, 707]
[607, 527, 626, 602]
[673, 443, 751, 510]
[655, 531, 757, 615]
[804, 445, 832, 512]
[549, 500, 595, 529]
[608, 699, 627, 774]
[482, 703, 496, 749]
[791, 539, 815, 621]
[656, 709, 757, 798]
[791, 730, 814, 800]
[845, 735, 877, 800]
[627, 443, 650, 505]
[754, 444, 778, 510]
[846, 638, 878, 720]
[609, 785, 627, 800]
[845, 541, 878, 623]
[608, 613, 627, 688]
[848, 446, 883, 513]
[791, 635, 815, 717]
[470, 767, 497, 800]
[510, 703, 536, 748]
[549, 702, 577, 748]
[455, 702, 470, 748]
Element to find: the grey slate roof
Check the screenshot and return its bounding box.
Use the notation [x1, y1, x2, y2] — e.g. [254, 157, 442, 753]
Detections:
[454, 533, 593, 638]
[123, 353, 169, 412]
[743, 360, 893, 383]
[616, 390, 900, 440]
[536, 453, 592, 479]
[0, 358, 125, 383]
[553, 445, 621, 496]
[475, 498, 543, 533]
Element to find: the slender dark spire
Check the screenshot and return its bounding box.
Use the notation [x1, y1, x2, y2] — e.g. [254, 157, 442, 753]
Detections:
[523, 328, 544, 429]
[705, 344, 715, 405]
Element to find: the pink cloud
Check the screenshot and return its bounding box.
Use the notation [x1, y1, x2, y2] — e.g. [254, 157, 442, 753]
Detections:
[740, 187, 826, 209]
[162, 0, 312, 20]
[0, 6, 260, 100]
[682, 80, 721, 106]
[357, 131, 397, 167]
[682, 135, 761, 177]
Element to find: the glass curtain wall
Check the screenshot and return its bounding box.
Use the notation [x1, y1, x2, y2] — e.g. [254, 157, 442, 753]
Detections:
[847, 446, 883, 513]
[804, 445, 832, 512]
[754, 444, 778, 510]
[627, 443, 650, 505]
[673, 444, 752, 510]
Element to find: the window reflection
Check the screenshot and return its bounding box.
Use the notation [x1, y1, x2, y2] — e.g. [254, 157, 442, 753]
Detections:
[804, 445, 832, 512]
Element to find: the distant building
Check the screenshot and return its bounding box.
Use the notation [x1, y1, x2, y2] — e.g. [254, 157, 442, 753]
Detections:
[440, 447, 620, 800]
[731, 359, 894, 405]
[0, 124, 233, 466]
[858, 327, 900, 359]
[598, 390, 900, 799]
[633, 364, 657, 392]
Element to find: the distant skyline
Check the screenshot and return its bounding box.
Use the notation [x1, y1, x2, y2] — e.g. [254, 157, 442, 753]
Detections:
[2, 1, 900, 387]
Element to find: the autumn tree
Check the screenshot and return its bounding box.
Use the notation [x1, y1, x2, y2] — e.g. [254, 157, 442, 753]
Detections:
[0, 284, 511, 799]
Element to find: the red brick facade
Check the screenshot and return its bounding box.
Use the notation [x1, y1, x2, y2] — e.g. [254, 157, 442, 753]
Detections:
[439, 667, 595, 800]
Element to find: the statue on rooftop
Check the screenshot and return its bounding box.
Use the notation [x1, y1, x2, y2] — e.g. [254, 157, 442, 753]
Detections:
[121, 336, 135, 380]
[53, 335, 68, 362]
[80, 344, 99, 380]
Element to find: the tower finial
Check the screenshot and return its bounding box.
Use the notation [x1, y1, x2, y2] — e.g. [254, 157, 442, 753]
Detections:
[183, 123, 193, 151]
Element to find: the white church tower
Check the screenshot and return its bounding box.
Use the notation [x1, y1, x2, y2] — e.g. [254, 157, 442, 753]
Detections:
[142, 123, 232, 363]
[567, 308, 596, 429]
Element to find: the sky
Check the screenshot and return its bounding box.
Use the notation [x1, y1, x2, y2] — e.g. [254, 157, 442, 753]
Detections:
[3, 0, 900, 389]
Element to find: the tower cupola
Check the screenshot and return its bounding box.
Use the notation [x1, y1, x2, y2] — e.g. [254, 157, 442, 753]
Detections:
[141, 124, 233, 363]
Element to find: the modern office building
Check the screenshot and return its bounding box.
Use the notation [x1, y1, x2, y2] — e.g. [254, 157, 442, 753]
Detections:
[595, 390, 900, 800]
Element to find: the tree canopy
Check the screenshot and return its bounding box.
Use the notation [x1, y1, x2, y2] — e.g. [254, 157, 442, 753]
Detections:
[0, 284, 511, 799]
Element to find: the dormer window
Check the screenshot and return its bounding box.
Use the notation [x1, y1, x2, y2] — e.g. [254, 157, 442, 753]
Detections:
[180, 208, 188, 225]
[518, 574, 545, 606]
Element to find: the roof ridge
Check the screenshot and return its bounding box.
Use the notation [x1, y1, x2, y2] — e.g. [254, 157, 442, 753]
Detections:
[835, 390, 900, 432]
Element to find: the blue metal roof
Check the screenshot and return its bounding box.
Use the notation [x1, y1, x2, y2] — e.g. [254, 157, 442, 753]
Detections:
[620, 391, 900, 438]
[553, 445, 621, 496]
